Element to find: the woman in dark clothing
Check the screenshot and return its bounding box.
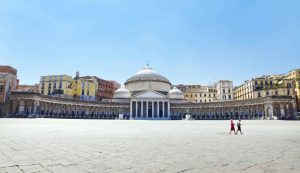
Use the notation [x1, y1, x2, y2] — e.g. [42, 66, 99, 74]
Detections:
[236, 120, 243, 135]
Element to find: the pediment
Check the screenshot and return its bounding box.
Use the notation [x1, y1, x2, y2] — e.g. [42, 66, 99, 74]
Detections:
[133, 91, 166, 99]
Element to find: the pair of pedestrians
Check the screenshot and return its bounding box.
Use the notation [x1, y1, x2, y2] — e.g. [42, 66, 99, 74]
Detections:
[229, 119, 243, 135]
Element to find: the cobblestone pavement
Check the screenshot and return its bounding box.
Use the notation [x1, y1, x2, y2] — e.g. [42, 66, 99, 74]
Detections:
[0, 119, 299, 173]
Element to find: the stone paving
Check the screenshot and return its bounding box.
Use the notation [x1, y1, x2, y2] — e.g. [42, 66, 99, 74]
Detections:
[0, 119, 299, 173]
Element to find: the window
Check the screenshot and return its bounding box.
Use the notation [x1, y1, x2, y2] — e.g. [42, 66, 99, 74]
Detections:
[275, 91, 278, 95]
[287, 83, 292, 88]
[209, 94, 211, 97]
[59, 82, 62, 89]
[265, 81, 268, 85]
[228, 89, 231, 93]
[270, 81, 273, 85]
[0, 85, 4, 92]
[258, 92, 261, 97]
[204, 94, 206, 97]
[287, 90, 290, 96]
[223, 89, 225, 93]
[255, 81, 258, 85]
[82, 90, 85, 96]
[266, 92, 270, 96]
[87, 91, 89, 96]
[195, 100, 197, 103]
[229, 95, 231, 100]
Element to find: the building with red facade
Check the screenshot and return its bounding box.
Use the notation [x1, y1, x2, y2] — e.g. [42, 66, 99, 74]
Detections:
[81, 76, 118, 101]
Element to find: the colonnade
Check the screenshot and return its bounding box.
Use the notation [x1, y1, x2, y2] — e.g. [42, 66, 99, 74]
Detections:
[10, 99, 129, 119]
[130, 100, 170, 119]
[171, 101, 295, 120]
[7, 92, 297, 120]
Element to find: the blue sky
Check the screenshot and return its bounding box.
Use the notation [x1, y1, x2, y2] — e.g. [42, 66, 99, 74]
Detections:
[0, 0, 299, 86]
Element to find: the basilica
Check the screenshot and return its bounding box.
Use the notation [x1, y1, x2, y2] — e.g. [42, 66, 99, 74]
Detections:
[112, 64, 186, 119]
[5, 65, 297, 120]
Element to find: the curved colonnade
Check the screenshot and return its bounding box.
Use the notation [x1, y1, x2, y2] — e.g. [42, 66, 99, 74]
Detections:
[7, 92, 296, 120]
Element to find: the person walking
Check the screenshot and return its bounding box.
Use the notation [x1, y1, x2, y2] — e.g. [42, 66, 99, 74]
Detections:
[236, 120, 243, 135]
[229, 119, 235, 135]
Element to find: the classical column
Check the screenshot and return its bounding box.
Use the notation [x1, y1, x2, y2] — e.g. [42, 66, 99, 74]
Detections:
[141, 101, 144, 118]
[152, 102, 154, 117]
[135, 101, 138, 118]
[163, 102, 165, 118]
[286, 104, 290, 117]
[18, 100, 25, 114]
[280, 104, 285, 118]
[157, 101, 160, 118]
[130, 101, 133, 119]
[168, 102, 170, 118]
[146, 101, 149, 118]
[33, 101, 37, 115]
[27, 101, 32, 115]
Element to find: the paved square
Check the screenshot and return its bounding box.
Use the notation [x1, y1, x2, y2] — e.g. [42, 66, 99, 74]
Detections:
[0, 119, 299, 173]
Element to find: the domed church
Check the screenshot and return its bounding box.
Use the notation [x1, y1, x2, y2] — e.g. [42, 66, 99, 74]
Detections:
[113, 64, 185, 119]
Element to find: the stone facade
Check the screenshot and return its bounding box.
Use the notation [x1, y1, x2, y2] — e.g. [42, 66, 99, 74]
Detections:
[6, 92, 297, 120]
[176, 80, 233, 103]
[234, 77, 296, 101]
[8, 92, 129, 119]
[0, 66, 18, 103]
[126, 81, 171, 94]
[39, 75, 73, 96]
[16, 84, 39, 93]
[284, 69, 300, 111]
[109, 80, 121, 91]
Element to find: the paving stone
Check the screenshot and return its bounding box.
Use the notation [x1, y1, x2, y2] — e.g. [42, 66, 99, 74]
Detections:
[0, 166, 23, 173]
[0, 119, 299, 173]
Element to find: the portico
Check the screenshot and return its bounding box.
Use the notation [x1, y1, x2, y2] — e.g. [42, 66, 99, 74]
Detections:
[130, 91, 170, 119]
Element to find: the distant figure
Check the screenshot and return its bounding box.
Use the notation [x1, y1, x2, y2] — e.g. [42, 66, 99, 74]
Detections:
[229, 119, 235, 135]
[236, 120, 243, 135]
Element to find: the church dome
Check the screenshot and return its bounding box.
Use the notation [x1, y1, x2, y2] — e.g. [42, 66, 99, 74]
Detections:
[168, 87, 184, 99]
[124, 64, 172, 93]
[125, 65, 171, 85]
[113, 86, 131, 99]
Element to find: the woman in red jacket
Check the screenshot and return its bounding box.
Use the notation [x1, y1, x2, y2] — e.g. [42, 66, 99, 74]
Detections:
[229, 119, 235, 135]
